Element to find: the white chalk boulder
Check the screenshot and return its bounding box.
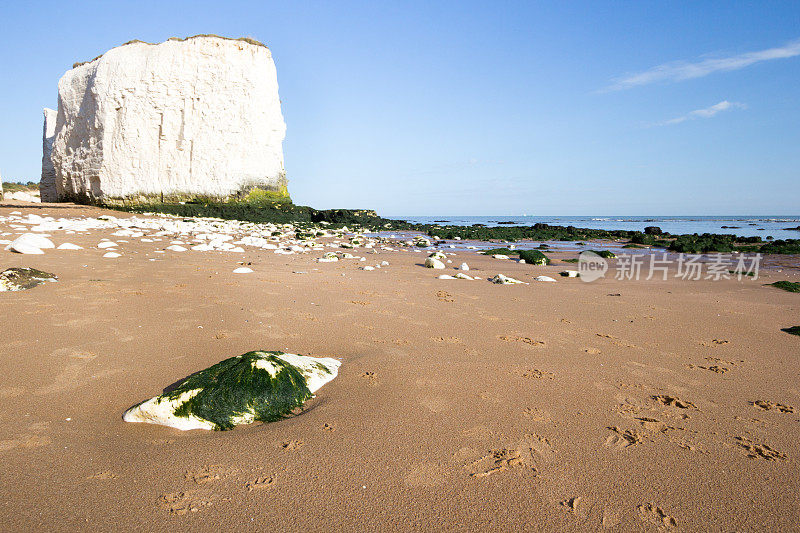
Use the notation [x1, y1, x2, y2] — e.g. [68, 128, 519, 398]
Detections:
[424, 257, 446, 269]
[123, 351, 340, 430]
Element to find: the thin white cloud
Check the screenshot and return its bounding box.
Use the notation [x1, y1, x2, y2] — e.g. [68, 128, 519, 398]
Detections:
[658, 100, 745, 126]
[605, 39, 800, 91]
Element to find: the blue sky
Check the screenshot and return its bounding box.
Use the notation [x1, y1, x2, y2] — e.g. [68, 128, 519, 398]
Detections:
[1, 1, 798, 215]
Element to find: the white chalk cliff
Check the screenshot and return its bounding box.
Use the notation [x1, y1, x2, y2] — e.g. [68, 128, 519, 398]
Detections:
[40, 108, 58, 202]
[50, 36, 287, 204]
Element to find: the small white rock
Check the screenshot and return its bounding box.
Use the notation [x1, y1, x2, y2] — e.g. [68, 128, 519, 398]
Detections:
[103, 252, 121, 258]
[534, 276, 557, 282]
[57, 243, 83, 250]
[97, 241, 118, 249]
[424, 257, 446, 269]
[459, 262, 469, 271]
[233, 267, 253, 274]
[165, 245, 187, 252]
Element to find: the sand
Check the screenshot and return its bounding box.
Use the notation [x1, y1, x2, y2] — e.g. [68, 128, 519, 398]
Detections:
[1, 202, 800, 531]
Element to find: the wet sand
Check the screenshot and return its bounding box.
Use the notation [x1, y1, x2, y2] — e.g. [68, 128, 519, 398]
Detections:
[1, 202, 800, 531]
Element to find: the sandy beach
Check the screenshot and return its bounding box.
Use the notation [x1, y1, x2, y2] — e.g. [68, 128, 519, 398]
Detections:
[1, 202, 799, 531]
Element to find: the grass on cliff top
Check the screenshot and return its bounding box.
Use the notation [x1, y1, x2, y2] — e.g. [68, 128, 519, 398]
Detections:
[73, 35, 268, 68]
[2, 181, 38, 193]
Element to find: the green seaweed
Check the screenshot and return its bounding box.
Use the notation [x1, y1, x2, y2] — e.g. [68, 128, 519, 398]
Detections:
[481, 248, 517, 256]
[782, 326, 800, 336]
[770, 281, 800, 293]
[583, 250, 616, 259]
[562, 258, 579, 263]
[168, 351, 313, 430]
[0, 268, 58, 291]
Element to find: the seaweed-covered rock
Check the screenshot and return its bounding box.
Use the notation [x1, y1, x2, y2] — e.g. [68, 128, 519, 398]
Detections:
[489, 274, 527, 285]
[517, 249, 550, 265]
[123, 351, 340, 430]
[782, 326, 800, 336]
[0, 268, 58, 291]
[583, 250, 616, 259]
[770, 281, 800, 293]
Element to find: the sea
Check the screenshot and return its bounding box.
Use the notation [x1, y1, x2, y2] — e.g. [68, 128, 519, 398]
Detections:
[388, 215, 800, 241]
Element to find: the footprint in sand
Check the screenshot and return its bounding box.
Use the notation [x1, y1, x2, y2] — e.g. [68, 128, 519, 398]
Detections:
[734, 436, 786, 461]
[432, 336, 462, 344]
[436, 290, 454, 303]
[87, 471, 119, 480]
[159, 490, 215, 516]
[751, 400, 794, 413]
[652, 395, 696, 409]
[637, 503, 677, 529]
[520, 368, 555, 380]
[246, 476, 275, 492]
[686, 363, 728, 374]
[360, 371, 379, 386]
[185, 465, 224, 485]
[604, 427, 642, 449]
[281, 439, 304, 451]
[523, 407, 553, 423]
[497, 335, 545, 347]
[0, 433, 52, 453]
[465, 434, 554, 478]
[700, 339, 729, 347]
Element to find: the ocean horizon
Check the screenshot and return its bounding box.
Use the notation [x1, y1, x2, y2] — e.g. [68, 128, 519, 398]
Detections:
[386, 215, 800, 240]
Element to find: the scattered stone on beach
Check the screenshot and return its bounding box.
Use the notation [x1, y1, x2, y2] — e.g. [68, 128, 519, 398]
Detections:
[534, 276, 557, 282]
[438, 274, 457, 279]
[454, 272, 473, 280]
[123, 351, 341, 431]
[490, 274, 527, 285]
[5, 233, 54, 254]
[459, 262, 469, 271]
[97, 241, 118, 249]
[415, 237, 432, 247]
[492, 254, 509, 260]
[6, 242, 45, 254]
[103, 251, 121, 258]
[56, 242, 83, 250]
[165, 245, 188, 252]
[318, 252, 339, 263]
[362, 266, 375, 271]
[560, 270, 579, 277]
[425, 257, 446, 269]
[0, 267, 58, 291]
[232, 267, 253, 274]
[429, 251, 447, 260]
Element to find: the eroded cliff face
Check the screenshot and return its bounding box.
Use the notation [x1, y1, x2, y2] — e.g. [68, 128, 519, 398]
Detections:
[40, 108, 58, 202]
[51, 36, 287, 205]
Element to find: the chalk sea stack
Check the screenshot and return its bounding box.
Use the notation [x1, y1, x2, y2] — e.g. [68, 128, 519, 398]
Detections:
[43, 35, 287, 206]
